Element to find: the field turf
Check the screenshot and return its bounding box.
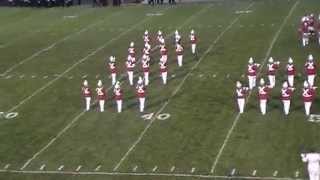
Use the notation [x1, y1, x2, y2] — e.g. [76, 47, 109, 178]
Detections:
[0, 0, 320, 179]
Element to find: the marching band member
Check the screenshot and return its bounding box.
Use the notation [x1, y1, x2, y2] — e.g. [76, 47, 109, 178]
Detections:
[305, 54, 316, 86]
[96, 80, 107, 112]
[286, 57, 295, 87]
[159, 59, 167, 85]
[160, 44, 168, 63]
[190, 29, 197, 55]
[235, 81, 249, 114]
[302, 81, 317, 116]
[258, 78, 269, 115]
[267, 57, 280, 88]
[108, 56, 117, 86]
[114, 81, 123, 113]
[126, 58, 135, 86]
[247, 57, 260, 90]
[176, 43, 184, 67]
[280, 81, 294, 116]
[82, 80, 91, 111]
[142, 54, 150, 86]
[136, 77, 146, 112]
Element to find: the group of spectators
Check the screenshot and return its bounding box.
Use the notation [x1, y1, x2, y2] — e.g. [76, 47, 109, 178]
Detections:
[7, 0, 74, 7]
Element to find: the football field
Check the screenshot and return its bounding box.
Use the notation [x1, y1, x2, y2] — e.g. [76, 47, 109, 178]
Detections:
[1, 0, 320, 179]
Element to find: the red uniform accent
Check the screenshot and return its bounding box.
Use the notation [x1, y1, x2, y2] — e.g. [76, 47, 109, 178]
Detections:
[176, 46, 183, 55]
[305, 62, 316, 75]
[280, 88, 293, 100]
[286, 64, 295, 75]
[109, 63, 116, 74]
[143, 35, 150, 43]
[302, 87, 315, 102]
[160, 62, 167, 73]
[126, 61, 135, 72]
[235, 88, 247, 99]
[160, 47, 168, 56]
[96, 87, 106, 100]
[136, 86, 145, 98]
[190, 34, 197, 44]
[143, 47, 150, 55]
[82, 86, 91, 97]
[128, 47, 135, 57]
[114, 89, 123, 100]
[142, 60, 149, 72]
[258, 86, 269, 100]
[247, 64, 258, 76]
[267, 63, 279, 75]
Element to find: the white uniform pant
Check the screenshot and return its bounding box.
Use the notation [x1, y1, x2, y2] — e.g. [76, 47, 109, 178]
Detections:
[99, 100, 105, 112]
[116, 100, 122, 113]
[177, 55, 183, 67]
[308, 75, 315, 87]
[302, 36, 309, 47]
[85, 97, 91, 111]
[139, 97, 145, 112]
[288, 75, 294, 87]
[144, 72, 149, 86]
[260, 99, 267, 115]
[268, 75, 275, 88]
[127, 71, 133, 86]
[308, 169, 320, 180]
[111, 73, 116, 86]
[304, 101, 312, 116]
[282, 100, 290, 115]
[248, 75, 256, 89]
[161, 72, 167, 85]
[191, 44, 196, 54]
[237, 98, 245, 114]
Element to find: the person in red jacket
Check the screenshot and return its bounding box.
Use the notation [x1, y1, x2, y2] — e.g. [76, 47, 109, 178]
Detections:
[108, 56, 117, 86]
[247, 57, 260, 90]
[258, 78, 269, 115]
[190, 29, 197, 55]
[81, 80, 91, 111]
[302, 81, 317, 116]
[96, 80, 107, 112]
[113, 81, 123, 113]
[286, 57, 295, 87]
[235, 81, 249, 114]
[280, 81, 294, 116]
[136, 77, 146, 112]
[305, 54, 316, 86]
[267, 57, 280, 88]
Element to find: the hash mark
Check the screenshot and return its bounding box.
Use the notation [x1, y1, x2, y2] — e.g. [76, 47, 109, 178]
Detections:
[252, 169, 257, 176]
[94, 165, 101, 171]
[40, 164, 46, 171]
[170, 166, 175, 172]
[191, 167, 195, 173]
[132, 165, 138, 172]
[212, 74, 216, 78]
[5, 75, 12, 79]
[295, 171, 299, 177]
[273, 170, 278, 177]
[230, 168, 236, 176]
[75, 165, 82, 172]
[43, 76, 48, 79]
[82, 75, 88, 79]
[3, 164, 10, 170]
[31, 75, 36, 79]
[58, 165, 64, 171]
[152, 166, 158, 172]
[19, 75, 25, 79]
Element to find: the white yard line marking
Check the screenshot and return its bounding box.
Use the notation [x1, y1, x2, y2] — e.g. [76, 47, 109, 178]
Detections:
[113, 2, 254, 172]
[75, 165, 82, 172]
[0, 170, 305, 180]
[152, 166, 158, 172]
[17, 8, 170, 170]
[0, 12, 122, 76]
[40, 164, 46, 171]
[273, 171, 279, 177]
[43, 76, 48, 79]
[210, 0, 300, 174]
[170, 166, 175, 172]
[58, 165, 64, 171]
[94, 165, 101, 172]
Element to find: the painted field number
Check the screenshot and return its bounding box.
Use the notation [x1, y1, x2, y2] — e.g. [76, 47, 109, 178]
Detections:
[0, 112, 18, 119]
[141, 113, 170, 121]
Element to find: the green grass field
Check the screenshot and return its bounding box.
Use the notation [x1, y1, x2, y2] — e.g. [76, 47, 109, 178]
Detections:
[0, 0, 320, 179]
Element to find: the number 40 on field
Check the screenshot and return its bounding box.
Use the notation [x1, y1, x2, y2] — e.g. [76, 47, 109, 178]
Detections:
[141, 112, 171, 121]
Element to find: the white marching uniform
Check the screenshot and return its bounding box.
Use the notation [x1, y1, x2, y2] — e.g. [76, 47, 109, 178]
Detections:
[126, 61, 135, 86]
[302, 153, 320, 180]
[142, 55, 150, 86]
[160, 61, 167, 85]
[176, 44, 184, 67]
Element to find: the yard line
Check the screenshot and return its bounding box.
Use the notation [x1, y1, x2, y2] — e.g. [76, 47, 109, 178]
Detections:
[8, 8, 168, 114]
[17, 8, 170, 170]
[209, 0, 300, 174]
[0, 11, 122, 76]
[113, 2, 255, 171]
[0, 169, 305, 180]
[17, 4, 211, 170]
